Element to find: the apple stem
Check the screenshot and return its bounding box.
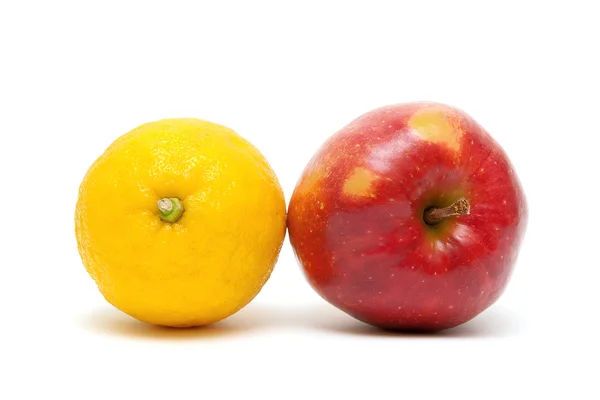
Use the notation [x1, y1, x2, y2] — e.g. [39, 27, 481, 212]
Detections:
[423, 197, 470, 226]
[158, 198, 184, 223]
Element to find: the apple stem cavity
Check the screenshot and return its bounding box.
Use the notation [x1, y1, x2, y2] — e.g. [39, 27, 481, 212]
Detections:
[423, 197, 470, 226]
[158, 197, 184, 223]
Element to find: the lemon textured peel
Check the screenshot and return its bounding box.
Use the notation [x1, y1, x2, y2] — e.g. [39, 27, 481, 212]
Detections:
[75, 118, 286, 327]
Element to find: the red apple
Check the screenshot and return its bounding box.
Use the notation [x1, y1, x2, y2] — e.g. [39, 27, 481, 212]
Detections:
[288, 102, 527, 331]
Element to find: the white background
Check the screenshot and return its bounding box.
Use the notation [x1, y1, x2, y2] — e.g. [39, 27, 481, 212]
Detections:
[1, 1, 598, 399]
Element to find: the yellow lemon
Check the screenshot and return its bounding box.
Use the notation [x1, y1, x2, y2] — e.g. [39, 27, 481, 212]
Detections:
[75, 119, 286, 327]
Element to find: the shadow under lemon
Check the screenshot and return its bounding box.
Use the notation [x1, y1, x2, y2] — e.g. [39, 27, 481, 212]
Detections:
[78, 299, 523, 340]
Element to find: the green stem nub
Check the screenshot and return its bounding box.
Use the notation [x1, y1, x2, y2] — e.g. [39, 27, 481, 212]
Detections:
[158, 198, 184, 223]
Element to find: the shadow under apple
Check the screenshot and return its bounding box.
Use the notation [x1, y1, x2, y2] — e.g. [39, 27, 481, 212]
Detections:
[227, 301, 524, 339]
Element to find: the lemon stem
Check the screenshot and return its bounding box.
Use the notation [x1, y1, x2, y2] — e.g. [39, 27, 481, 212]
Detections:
[158, 198, 184, 223]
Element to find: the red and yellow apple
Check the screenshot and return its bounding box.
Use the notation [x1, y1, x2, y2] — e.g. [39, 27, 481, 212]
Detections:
[288, 102, 527, 331]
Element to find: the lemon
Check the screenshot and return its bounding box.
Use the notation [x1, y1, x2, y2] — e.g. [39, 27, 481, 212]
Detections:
[75, 119, 286, 327]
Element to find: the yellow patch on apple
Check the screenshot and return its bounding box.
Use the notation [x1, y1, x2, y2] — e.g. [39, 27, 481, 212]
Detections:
[409, 107, 462, 151]
[343, 167, 378, 198]
[297, 167, 324, 196]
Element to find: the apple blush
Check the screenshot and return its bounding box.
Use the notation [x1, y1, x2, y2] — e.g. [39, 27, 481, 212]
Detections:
[288, 102, 527, 331]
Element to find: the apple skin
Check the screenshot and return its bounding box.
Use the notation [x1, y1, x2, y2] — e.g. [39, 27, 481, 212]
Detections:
[288, 102, 527, 331]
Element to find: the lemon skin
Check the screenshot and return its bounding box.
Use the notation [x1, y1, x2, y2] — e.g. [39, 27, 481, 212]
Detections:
[75, 119, 286, 327]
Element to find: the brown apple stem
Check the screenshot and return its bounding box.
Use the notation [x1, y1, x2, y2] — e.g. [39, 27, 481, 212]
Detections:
[423, 197, 470, 225]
